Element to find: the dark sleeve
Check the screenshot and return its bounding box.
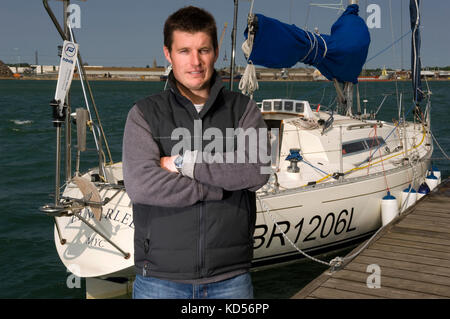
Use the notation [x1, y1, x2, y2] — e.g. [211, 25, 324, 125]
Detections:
[192, 99, 271, 192]
[122, 105, 223, 207]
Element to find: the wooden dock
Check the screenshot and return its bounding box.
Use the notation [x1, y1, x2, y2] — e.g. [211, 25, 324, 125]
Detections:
[292, 177, 450, 299]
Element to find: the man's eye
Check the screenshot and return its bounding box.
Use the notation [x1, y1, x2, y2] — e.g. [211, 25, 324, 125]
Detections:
[200, 49, 210, 54]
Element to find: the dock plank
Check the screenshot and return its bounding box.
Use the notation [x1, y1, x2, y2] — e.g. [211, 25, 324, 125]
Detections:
[377, 237, 450, 253]
[394, 220, 450, 234]
[368, 242, 450, 260]
[413, 202, 450, 213]
[321, 277, 444, 299]
[292, 177, 450, 299]
[309, 286, 383, 299]
[403, 214, 450, 226]
[360, 248, 450, 268]
[345, 262, 450, 287]
[412, 210, 450, 219]
[382, 231, 450, 247]
[332, 269, 450, 297]
[351, 255, 450, 277]
[402, 214, 450, 228]
[393, 225, 450, 241]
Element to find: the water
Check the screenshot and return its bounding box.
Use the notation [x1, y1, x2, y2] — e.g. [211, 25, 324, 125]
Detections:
[1, 79, 449, 298]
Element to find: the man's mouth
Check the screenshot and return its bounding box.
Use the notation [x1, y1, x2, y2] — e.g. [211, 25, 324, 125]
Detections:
[189, 70, 204, 76]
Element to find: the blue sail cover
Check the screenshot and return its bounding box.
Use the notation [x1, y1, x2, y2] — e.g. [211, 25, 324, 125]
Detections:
[244, 4, 370, 84]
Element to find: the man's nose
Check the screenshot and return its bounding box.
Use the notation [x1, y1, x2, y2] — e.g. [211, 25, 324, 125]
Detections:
[190, 52, 201, 66]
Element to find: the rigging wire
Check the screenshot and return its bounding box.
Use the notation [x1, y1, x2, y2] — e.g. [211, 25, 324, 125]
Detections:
[68, 24, 100, 153]
[366, 124, 391, 192]
[366, 30, 412, 65]
[431, 131, 450, 161]
[68, 23, 107, 178]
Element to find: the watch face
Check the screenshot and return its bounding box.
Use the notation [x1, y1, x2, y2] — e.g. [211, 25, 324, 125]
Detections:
[174, 155, 183, 168]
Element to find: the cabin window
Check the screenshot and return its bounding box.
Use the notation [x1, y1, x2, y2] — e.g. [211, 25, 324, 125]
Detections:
[367, 137, 386, 149]
[284, 101, 293, 111]
[342, 137, 386, 156]
[295, 102, 304, 113]
[274, 101, 282, 111]
[342, 141, 366, 155]
[263, 101, 272, 111]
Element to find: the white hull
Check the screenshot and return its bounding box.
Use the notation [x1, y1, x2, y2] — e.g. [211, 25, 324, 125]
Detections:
[56, 176, 134, 278]
[54, 102, 433, 278]
[252, 162, 429, 265]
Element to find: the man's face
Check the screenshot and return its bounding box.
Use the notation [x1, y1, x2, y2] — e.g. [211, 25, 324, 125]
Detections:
[164, 30, 218, 98]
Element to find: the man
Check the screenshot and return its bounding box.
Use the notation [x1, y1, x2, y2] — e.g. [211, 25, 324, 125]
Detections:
[123, 6, 270, 299]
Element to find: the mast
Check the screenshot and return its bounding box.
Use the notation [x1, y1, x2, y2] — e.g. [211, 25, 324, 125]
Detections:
[229, 0, 238, 91]
[43, 0, 113, 166]
[63, 0, 72, 183]
[344, 0, 358, 116]
[401, 0, 404, 70]
[329, 0, 358, 116]
[42, 0, 114, 197]
[410, 0, 423, 107]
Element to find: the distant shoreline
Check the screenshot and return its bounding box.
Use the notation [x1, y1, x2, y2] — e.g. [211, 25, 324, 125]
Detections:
[2, 76, 448, 83]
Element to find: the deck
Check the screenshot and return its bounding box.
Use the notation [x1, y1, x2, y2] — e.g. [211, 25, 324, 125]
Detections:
[292, 177, 450, 299]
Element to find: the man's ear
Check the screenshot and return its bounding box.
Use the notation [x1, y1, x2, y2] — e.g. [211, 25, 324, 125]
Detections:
[163, 46, 172, 64]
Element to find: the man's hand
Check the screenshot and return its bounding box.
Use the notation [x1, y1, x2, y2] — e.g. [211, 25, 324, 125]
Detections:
[160, 155, 179, 173]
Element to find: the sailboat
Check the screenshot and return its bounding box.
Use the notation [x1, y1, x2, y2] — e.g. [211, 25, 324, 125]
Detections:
[238, 0, 433, 262]
[39, 0, 436, 297]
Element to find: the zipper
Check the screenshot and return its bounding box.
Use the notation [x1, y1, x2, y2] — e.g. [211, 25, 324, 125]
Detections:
[198, 201, 205, 277]
[143, 262, 149, 277]
[197, 117, 205, 277]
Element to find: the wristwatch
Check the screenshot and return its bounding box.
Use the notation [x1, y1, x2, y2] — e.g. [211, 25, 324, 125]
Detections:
[174, 155, 183, 173]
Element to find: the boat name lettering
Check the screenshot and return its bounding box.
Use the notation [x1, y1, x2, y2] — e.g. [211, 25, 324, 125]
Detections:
[254, 208, 356, 249]
[85, 236, 104, 248]
[68, 207, 134, 229]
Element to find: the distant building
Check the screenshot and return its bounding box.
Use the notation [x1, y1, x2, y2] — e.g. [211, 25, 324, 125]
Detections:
[31, 65, 59, 74]
[0, 60, 13, 77]
[82, 66, 165, 80]
[394, 70, 410, 80]
[420, 70, 435, 79]
[254, 67, 314, 81]
[437, 70, 450, 79]
[8, 66, 28, 74]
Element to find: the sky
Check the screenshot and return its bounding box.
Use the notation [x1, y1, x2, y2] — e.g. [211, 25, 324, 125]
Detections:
[0, 0, 449, 70]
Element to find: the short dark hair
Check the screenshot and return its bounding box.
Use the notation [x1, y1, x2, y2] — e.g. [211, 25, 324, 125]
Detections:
[164, 6, 218, 52]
